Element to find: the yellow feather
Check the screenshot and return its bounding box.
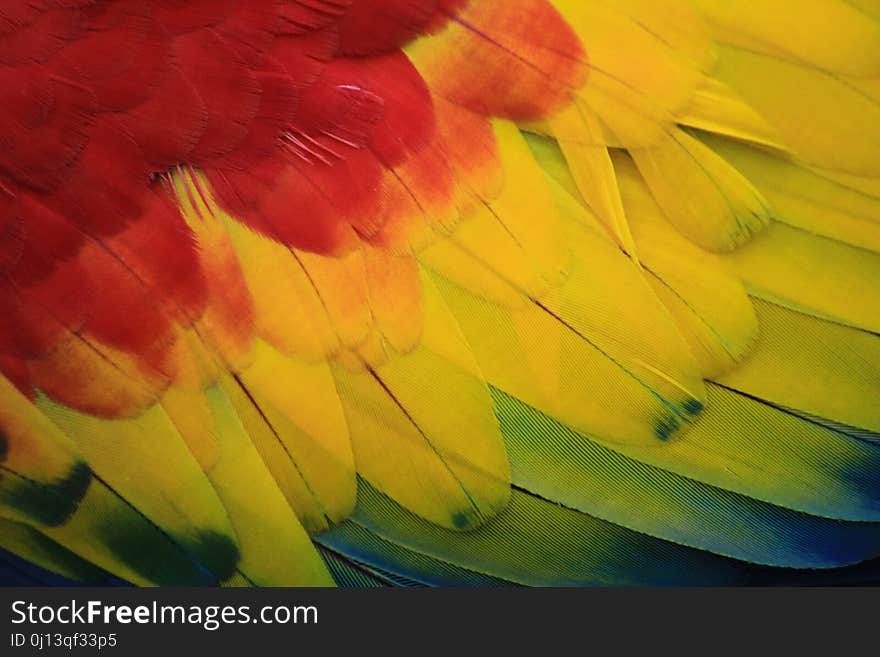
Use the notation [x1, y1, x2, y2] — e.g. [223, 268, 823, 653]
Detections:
[0, 518, 108, 583]
[676, 76, 785, 150]
[421, 119, 571, 305]
[711, 44, 880, 176]
[613, 153, 759, 377]
[235, 340, 356, 532]
[430, 209, 706, 447]
[335, 271, 509, 531]
[36, 396, 239, 577]
[724, 221, 880, 333]
[552, 0, 712, 148]
[702, 133, 880, 253]
[548, 104, 638, 254]
[694, 0, 880, 77]
[363, 246, 424, 354]
[629, 127, 770, 252]
[0, 377, 84, 494]
[718, 300, 880, 434]
[163, 385, 333, 585]
[222, 215, 338, 361]
[293, 248, 372, 351]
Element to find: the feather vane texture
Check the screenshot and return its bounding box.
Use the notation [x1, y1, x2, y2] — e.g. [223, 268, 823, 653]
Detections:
[1, 0, 880, 586]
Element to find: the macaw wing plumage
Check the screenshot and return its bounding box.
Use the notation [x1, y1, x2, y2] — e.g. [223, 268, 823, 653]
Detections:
[1, 0, 879, 586]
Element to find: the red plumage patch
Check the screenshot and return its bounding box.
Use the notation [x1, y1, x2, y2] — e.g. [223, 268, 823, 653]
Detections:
[338, 0, 437, 55]
[0, 6, 85, 65]
[0, 66, 95, 192]
[0, 0, 588, 416]
[46, 117, 149, 236]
